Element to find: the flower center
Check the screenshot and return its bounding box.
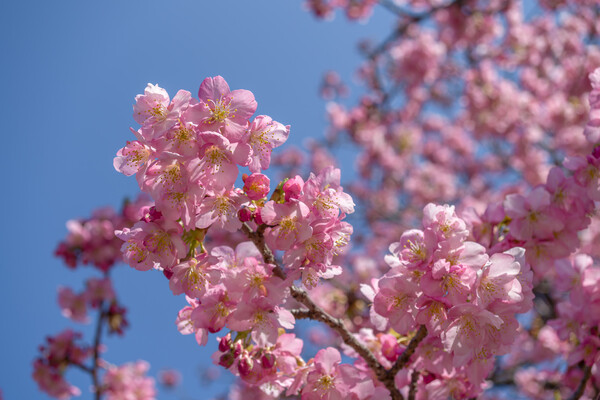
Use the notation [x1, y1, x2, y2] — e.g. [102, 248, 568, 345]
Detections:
[316, 374, 335, 391]
[207, 98, 232, 123]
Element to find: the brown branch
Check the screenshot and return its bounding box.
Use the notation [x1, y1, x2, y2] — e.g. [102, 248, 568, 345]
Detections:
[71, 362, 94, 374]
[92, 303, 107, 400]
[290, 286, 408, 400]
[288, 286, 387, 374]
[369, 0, 467, 59]
[290, 309, 312, 319]
[241, 224, 434, 399]
[241, 223, 285, 279]
[387, 325, 428, 379]
[568, 364, 593, 400]
[408, 369, 420, 400]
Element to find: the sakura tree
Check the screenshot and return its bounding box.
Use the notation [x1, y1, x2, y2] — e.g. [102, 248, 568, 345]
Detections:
[35, 1, 600, 399]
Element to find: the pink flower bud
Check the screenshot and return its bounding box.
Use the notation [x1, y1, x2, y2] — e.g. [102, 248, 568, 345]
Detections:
[261, 352, 276, 369]
[219, 352, 235, 368]
[238, 356, 254, 376]
[218, 334, 232, 352]
[238, 207, 253, 222]
[162, 268, 173, 280]
[254, 207, 264, 225]
[422, 372, 435, 384]
[158, 369, 181, 388]
[380, 334, 401, 362]
[233, 341, 243, 358]
[283, 175, 304, 201]
[107, 303, 129, 335]
[142, 206, 163, 223]
[243, 173, 270, 200]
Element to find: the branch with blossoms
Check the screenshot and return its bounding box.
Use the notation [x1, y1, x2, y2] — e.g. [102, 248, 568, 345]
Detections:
[34, 197, 158, 399]
[303, 0, 600, 398]
[35, 1, 600, 397]
[243, 216, 432, 398]
[91, 75, 538, 399]
[38, 63, 600, 400]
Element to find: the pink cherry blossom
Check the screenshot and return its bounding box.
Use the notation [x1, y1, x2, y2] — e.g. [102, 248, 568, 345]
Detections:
[57, 287, 89, 323]
[246, 115, 290, 173]
[168, 253, 219, 298]
[133, 84, 192, 140]
[102, 361, 156, 400]
[302, 347, 374, 400]
[261, 200, 313, 250]
[196, 188, 249, 232]
[302, 166, 355, 218]
[243, 173, 270, 200]
[187, 76, 257, 141]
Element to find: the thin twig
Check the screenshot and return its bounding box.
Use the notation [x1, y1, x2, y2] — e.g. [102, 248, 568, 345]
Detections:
[289, 286, 386, 375]
[369, 0, 466, 59]
[92, 303, 106, 400]
[241, 224, 432, 400]
[568, 364, 593, 400]
[408, 369, 420, 400]
[387, 325, 428, 379]
[290, 309, 312, 319]
[290, 286, 405, 400]
[240, 223, 284, 279]
[71, 362, 94, 374]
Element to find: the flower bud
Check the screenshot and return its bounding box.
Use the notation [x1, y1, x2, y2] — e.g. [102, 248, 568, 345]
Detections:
[162, 268, 173, 280]
[107, 303, 129, 335]
[218, 334, 232, 352]
[254, 207, 264, 225]
[233, 341, 243, 358]
[283, 175, 304, 201]
[380, 334, 400, 362]
[238, 356, 254, 376]
[218, 352, 235, 369]
[142, 206, 163, 223]
[261, 352, 276, 369]
[238, 207, 253, 222]
[243, 173, 270, 200]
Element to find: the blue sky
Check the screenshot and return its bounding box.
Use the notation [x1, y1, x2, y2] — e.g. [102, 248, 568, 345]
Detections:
[0, 1, 394, 399]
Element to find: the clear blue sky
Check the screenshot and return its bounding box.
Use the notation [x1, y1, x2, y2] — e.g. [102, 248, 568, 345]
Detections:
[0, 1, 395, 399]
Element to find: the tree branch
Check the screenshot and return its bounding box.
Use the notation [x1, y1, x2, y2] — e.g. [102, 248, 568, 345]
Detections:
[242, 224, 432, 400]
[288, 286, 386, 374]
[92, 303, 107, 400]
[290, 309, 312, 319]
[369, 0, 467, 59]
[387, 325, 428, 379]
[568, 364, 593, 400]
[289, 285, 406, 399]
[241, 223, 285, 279]
[71, 362, 94, 374]
[408, 369, 420, 400]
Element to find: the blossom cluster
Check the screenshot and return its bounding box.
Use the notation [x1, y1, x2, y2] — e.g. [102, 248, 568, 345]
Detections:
[35, 198, 152, 399]
[362, 204, 532, 398]
[54, 195, 152, 272]
[32, 330, 91, 399]
[109, 77, 365, 398]
[113, 76, 355, 291]
[102, 361, 156, 400]
[301, 2, 600, 396]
